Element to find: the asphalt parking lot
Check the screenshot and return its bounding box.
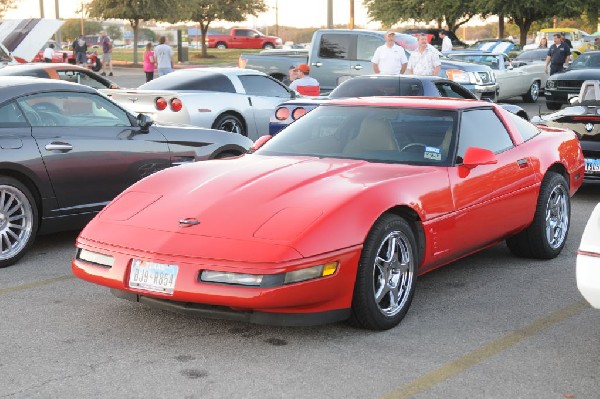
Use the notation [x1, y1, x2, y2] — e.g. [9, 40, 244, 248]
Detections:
[1, 67, 598, 399]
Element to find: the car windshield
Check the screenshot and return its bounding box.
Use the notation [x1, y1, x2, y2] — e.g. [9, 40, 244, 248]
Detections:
[447, 54, 501, 69]
[570, 52, 600, 70]
[329, 77, 424, 98]
[256, 104, 457, 165]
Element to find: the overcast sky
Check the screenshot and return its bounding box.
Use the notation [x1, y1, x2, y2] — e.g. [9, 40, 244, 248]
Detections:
[4, 0, 382, 29]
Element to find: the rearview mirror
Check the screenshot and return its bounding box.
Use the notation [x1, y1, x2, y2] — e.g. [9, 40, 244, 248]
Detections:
[461, 147, 497, 169]
[137, 113, 153, 132]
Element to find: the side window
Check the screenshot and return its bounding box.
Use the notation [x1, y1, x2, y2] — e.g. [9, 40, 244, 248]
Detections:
[238, 75, 291, 97]
[319, 34, 352, 59]
[0, 102, 27, 127]
[16, 92, 131, 127]
[236, 29, 251, 37]
[457, 109, 513, 160]
[356, 35, 383, 61]
[57, 70, 108, 89]
[57, 70, 80, 84]
[436, 82, 475, 99]
[505, 112, 540, 142]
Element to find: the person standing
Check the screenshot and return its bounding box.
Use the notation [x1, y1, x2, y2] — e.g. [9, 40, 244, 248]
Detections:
[289, 64, 319, 95]
[538, 37, 548, 48]
[43, 43, 55, 62]
[371, 30, 408, 75]
[99, 31, 114, 76]
[560, 33, 572, 49]
[407, 34, 441, 76]
[72, 35, 88, 67]
[143, 42, 156, 82]
[282, 65, 297, 86]
[440, 30, 453, 52]
[154, 36, 174, 77]
[545, 33, 571, 75]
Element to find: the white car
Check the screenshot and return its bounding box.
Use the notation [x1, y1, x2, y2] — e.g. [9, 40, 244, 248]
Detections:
[577, 203, 600, 308]
[102, 67, 297, 141]
[446, 52, 548, 102]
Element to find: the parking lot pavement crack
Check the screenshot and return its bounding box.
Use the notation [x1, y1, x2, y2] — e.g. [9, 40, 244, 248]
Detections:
[0, 275, 74, 296]
[380, 300, 589, 399]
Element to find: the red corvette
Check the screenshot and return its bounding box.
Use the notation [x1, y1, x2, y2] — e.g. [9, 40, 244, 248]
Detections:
[72, 97, 585, 330]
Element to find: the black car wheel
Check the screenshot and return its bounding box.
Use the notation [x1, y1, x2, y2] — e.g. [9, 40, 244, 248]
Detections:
[92, 58, 102, 72]
[263, 43, 275, 49]
[350, 214, 417, 330]
[522, 81, 540, 103]
[546, 101, 562, 110]
[0, 177, 38, 268]
[216, 42, 227, 50]
[212, 113, 246, 136]
[506, 172, 570, 259]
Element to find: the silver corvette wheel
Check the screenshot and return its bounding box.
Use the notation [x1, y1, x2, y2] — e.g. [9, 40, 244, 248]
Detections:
[0, 180, 36, 267]
[545, 184, 569, 249]
[213, 113, 245, 136]
[351, 214, 417, 330]
[373, 231, 414, 317]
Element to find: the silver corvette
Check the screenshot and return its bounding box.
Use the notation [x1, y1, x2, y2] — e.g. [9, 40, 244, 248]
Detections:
[102, 68, 297, 141]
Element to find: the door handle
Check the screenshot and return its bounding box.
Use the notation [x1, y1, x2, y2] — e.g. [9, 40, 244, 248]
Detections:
[45, 142, 73, 151]
[352, 65, 363, 70]
[312, 62, 323, 67]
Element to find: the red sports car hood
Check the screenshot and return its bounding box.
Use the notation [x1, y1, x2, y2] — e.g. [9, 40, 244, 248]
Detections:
[82, 155, 440, 262]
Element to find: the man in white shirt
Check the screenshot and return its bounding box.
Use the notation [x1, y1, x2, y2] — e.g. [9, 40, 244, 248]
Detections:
[371, 30, 408, 75]
[289, 64, 320, 95]
[154, 36, 174, 77]
[407, 34, 441, 76]
[43, 43, 55, 62]
[440, 30, 453, 52]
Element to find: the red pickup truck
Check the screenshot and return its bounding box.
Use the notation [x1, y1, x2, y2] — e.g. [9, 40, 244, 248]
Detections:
[207, 28, 283, 49]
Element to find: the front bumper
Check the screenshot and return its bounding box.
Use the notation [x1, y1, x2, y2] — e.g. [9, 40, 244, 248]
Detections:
[544, 88, 577, 104]
[72, 240, 361, 326]
[464, 83, 498, 102]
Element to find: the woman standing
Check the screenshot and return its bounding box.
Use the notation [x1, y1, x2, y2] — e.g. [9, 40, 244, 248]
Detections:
[143, 42, 156, 82]
[538, 37, 548, 48]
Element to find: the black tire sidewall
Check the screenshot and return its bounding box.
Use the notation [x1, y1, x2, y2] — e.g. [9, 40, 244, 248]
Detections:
[351, 214, 417, 330]
[213, 114, 246, 136]
[534, 173, 570, 258]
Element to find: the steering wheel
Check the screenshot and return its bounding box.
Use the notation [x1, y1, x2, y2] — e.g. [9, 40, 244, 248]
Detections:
[38, 112, 59, 126]
[399, 143, 428, 152]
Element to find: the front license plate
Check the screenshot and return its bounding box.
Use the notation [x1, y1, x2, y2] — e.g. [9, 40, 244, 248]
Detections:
[584, 158, 600, 174]
[129, 259, 178, 294]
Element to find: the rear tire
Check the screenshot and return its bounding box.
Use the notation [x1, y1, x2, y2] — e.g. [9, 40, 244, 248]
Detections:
[506, 172, 570, 259]
[522, 81, 540, 103]
[262, 43, 275, 49]
[0, 177, 38, 268]
[216, 42, 227, 50]
[212, 113, 246, 136]
[349, 214, 417, 330]
[546, 101, 562, 110]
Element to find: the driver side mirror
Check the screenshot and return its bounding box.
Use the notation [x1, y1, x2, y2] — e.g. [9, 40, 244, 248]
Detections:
[461, 147, 497, 169]
[290, 90, 296, 99]
[250, 135, 273, 153]
[137, 113, 154, 132]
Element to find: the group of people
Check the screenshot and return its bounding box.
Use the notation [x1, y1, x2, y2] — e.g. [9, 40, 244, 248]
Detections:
[143, 36, 175, 82]
[371, 30, 442, 77]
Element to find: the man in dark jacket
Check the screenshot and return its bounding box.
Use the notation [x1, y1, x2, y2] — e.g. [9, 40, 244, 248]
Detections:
[545, 34, 571, 75]
[72, 35, 87, 67]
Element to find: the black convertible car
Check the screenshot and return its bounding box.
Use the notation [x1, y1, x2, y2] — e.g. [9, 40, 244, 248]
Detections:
[0, 77, 252, 267]
[545, 50, 600, 110]
[270, 75, 529, 135]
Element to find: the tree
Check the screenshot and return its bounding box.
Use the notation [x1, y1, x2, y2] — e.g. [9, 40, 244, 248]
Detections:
[477, 0, 583, 46]
[168, 0, 268, 58]
[59, 19, 104, 42]
[106, 25, 123, 41]
[87, 0, 169, 64]
[363, 0, 474, 32]
[0, 0, 16, 19]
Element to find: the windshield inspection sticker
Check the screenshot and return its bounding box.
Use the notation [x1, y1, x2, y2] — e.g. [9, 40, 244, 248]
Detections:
[424, 146, 442, 161]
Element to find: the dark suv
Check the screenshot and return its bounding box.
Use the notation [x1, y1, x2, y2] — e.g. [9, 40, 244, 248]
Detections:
[402, 28, 468, 49]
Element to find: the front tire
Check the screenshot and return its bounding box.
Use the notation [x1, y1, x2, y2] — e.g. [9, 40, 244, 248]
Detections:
[522, 81, 540, 103]
[216, 42, 227, 50]
[350, 214, 417, 330]
[92, 58, 102, 72]
[212, 113, 246, 136]
[506, 172, 570, 259]
[0, 177, 38, 268]
[262, 43, 275, 49]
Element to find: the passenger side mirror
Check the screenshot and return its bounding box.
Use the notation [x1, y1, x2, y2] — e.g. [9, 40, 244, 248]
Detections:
[290, 90, 296, 99]
[461, 147, 497, 169]
[137, 113, 153, 132]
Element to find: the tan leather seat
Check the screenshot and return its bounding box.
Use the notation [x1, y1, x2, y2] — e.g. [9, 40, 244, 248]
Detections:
[344, 116, 397, 154]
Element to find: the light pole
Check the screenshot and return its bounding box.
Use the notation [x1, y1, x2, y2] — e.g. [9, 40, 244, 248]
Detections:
[55, 0, 62, 44]
[349, 0, 354, 29]
[327, 0, 333, 28]
[39, 0, 44, 17]
[275, 0, 279, 37]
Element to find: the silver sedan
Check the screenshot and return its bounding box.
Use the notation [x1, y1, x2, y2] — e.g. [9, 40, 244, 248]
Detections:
[102, 67, 297, 140]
